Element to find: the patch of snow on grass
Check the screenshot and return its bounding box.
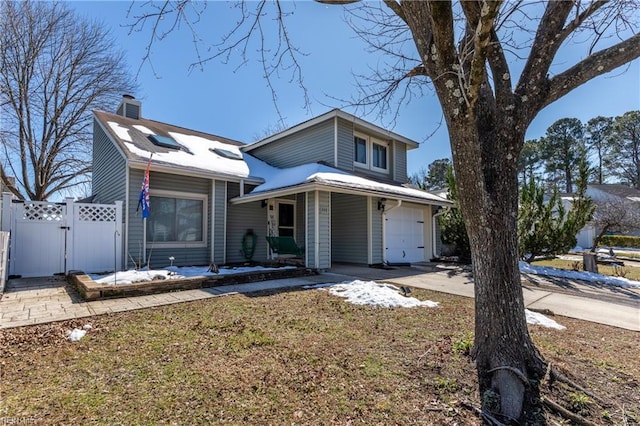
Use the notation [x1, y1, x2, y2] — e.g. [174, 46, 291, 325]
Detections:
[67, 328, 87, 342]
[525, 310, 565, 330]
[324, 280, 439, 308]
[519, 261, 640, 288]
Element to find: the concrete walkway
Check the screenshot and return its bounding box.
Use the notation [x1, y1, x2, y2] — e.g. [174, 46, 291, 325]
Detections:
[1, 264, 638, 331]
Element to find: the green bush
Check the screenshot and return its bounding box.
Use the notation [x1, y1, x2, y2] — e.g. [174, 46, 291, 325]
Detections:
[600, 235, 640, 248]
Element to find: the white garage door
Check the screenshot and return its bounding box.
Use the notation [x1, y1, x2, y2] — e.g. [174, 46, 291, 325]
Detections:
[385, 206, 425, 264]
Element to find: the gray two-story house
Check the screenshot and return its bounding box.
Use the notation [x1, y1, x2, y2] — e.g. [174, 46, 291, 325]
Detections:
[92, 96, 449, 270]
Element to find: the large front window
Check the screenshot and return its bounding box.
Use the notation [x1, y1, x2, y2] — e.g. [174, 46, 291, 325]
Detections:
[146, 192, 206, 246]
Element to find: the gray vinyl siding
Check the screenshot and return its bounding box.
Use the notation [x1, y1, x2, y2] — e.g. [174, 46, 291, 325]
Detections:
[249, 121, 334, 168]
[336, 118, 354, 170]
[370, 198, 383, 264]
[92, 120, 126, 205]
[306, 191, 331, 269]
[212, 180, 227, 264]
[331, 193, 368, 264]
[393, 142, 408, 183]
[226, 182, 268, 263]
[127, 170, 211, 269]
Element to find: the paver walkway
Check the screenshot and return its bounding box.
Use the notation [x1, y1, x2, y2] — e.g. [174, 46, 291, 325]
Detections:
[1, 264, 638, 331]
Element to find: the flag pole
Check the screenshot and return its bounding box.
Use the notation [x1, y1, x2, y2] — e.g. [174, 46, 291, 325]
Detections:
[143, 217, 147, 267]
[139, 154, 152, 269]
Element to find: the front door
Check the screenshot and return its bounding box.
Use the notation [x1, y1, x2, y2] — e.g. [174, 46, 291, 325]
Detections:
[277, 201, 295, 237]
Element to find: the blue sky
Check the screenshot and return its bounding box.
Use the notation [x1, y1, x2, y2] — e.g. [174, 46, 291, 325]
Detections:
[71, 1, 640, 177]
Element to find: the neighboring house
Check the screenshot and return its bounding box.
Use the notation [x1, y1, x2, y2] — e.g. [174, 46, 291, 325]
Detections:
[586, 184, 640, 238]
[92, 96, 450, 271]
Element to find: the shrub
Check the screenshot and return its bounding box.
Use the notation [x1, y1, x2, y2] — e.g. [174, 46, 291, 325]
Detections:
[600, 235, 640, 248]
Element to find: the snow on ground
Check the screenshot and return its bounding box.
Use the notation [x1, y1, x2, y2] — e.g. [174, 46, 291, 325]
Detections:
[525, 310, 565, 330]
[90, 265, 295, 285]
[308, 280, 564, 329]
[519, 261, 640, 288]
[323, 280, 439, 308]
[67, 324, 92, 342]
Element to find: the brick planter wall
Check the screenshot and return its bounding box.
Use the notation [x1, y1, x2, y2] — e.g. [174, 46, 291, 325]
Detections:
[69, 266, 316, 301]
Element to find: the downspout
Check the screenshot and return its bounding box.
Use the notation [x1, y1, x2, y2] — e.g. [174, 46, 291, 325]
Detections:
[432, 206, 445, 258]
[124, 165, 130, 269]
[334, 116, 339, 166]
[210, 179, 216, 263]
[385, 199, 402, 213]
[314, 191, 320, 269]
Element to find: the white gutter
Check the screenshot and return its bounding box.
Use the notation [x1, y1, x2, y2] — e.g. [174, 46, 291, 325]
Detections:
[229, 183, 451, 207]
[128, 160, 263, 186]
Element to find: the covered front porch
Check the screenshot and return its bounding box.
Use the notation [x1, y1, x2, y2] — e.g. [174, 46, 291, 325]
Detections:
[231, 187, 447, 270]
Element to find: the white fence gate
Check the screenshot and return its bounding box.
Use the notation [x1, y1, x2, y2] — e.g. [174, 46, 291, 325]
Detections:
[1, 195, 122, 278]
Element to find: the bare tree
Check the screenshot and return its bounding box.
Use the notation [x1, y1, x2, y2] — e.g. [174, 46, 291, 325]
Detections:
[591, 198, 640, 249]
[128, 0, 640, 422]
[0, 1, 136, 200]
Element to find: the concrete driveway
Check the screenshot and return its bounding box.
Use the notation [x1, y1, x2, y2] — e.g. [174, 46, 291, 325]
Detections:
[1, 263, 638, 331]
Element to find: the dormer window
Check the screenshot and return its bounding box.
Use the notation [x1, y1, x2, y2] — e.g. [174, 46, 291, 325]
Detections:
[354, 132, 388, 173]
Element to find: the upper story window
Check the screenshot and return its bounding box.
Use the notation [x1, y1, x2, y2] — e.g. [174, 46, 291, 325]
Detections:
[354, 133, 388, 173]
[372, 142, 387, 171]
[354, 135, 367, 165]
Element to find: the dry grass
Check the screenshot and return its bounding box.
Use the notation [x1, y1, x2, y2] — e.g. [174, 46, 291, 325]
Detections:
[1, 287, 638, 425]
[533, 258, 640, 281]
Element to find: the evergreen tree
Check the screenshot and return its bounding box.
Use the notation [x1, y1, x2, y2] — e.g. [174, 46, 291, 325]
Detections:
[540, 118, 586, 193]
[585, 116, 614, 184]
[518, 139, 543, 185]
[439, 167, 470, 260]
[518, 155, 594, 262]
[408, 158, 452, 190]
[607, 111, 640, 188]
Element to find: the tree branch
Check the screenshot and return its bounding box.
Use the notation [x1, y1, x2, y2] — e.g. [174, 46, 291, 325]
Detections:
[543, 33, 640, 109]
[460, 0, 503, 109]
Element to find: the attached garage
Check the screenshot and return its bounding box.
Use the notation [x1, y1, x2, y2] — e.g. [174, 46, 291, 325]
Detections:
[384, 204, 430, 264]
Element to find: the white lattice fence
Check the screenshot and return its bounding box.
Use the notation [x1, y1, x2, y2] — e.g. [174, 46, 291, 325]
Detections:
[69, 203, 122, 274]
[1, 196, 122, 277]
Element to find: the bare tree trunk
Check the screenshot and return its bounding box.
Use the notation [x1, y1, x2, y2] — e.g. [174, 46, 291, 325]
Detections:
[449, 119, 545, 422]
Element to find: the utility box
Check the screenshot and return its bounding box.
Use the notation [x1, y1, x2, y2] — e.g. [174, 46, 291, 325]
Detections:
[583, 251, 598, 273]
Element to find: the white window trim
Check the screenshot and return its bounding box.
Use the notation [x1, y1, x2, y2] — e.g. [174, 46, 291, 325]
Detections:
[147, 189, 208, 249]
[371, 139, 389, 173]
[353, 132, 389, 173]
[353, 133, 369, 169]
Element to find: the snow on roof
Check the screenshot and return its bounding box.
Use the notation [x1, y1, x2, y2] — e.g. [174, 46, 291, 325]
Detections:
[108, 121, 251, 178]
[248, 162, 449, 204]
[103, 115, 447, 205]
